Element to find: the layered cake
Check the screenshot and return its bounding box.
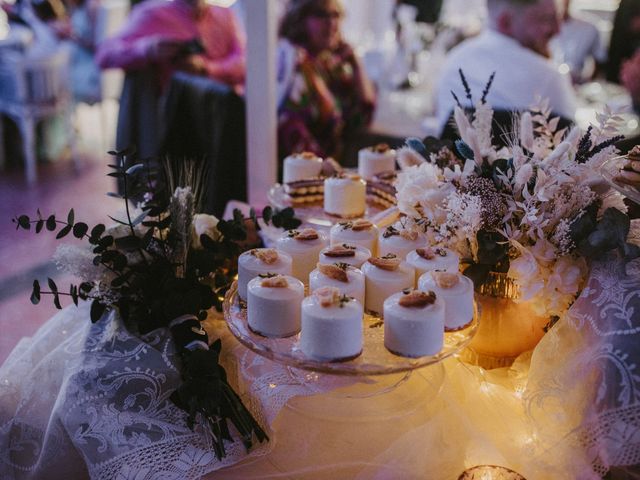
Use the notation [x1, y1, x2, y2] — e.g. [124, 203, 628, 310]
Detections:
[275, 228, 328, 283]
[247, 274, 304, 337]
[309, 262, 365, 304]
[406, 247, 460, 282]
[318, 243, 371, 269]
[283, 177, 324, 205]
[418, 271, 474, 331]
[237, 248, 293, 300]
[384, 289, 445, 357]
[358, 143, 396, 180]
[324, 173, 366, 218]
[366, 171, 397, 209]
[283, 151, 323, 184]
[615, 145, 640, 189]
[329, 219, 379, 255]
[378, 224, 426, 259]
[300, 286, 364, 361]
[361, 254, 415, 315]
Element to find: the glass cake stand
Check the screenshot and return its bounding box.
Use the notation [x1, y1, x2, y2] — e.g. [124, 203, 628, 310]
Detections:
[600, 156, 640, 205]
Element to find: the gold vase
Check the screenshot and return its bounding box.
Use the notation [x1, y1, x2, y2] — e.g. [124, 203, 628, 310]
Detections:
[466, 272, 548, 369]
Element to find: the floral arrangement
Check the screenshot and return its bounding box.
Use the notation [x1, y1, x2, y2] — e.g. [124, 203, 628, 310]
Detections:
[395, 72, 639, 318]
[12, 150, 301, 459]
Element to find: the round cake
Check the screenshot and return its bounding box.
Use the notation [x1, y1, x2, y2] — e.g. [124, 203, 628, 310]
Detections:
[361, 254, 415, 315]
[384, 289, 445, 357]
[329, 219, 379, 255]
[418, 271, 474, 331]
[237, 248, 293, 300]
[275, 228, 328, 283]
[283, 151, 323, 184]
[309, 262, 365, 305]
[318, 243, 371, 269]
[615, 145, 640, 189]
[358, 143, 396, 180]
[300, 286, 364, 361]
[378, 224, 426, 260]
[247, 274, 304, 337]
[324, 174, 366, 218]
[406, 247, 460, 283]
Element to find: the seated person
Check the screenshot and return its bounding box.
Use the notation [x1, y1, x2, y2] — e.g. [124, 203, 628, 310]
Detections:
[606, 0, 640, 84]
[434, 0, 576, 137]
[277, 0, 376, 163]
[95, 0, 245, 93]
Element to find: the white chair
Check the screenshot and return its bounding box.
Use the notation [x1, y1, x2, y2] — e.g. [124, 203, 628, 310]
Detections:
[0, 48, 77, 183]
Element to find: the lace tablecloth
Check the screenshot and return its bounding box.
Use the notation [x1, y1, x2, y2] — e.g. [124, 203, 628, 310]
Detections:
[1, 226, 639, 479]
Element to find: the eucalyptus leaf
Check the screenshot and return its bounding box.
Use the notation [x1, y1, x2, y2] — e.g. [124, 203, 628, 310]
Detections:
[67, 209, 74, 226]
[46, 215, 56, 231]
[56, 224, 72, 239]
[73, 222, 89, 238]
[30, 280, 40, 305]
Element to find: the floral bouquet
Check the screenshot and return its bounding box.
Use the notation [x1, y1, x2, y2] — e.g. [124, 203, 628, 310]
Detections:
[394, 72, 639, 320]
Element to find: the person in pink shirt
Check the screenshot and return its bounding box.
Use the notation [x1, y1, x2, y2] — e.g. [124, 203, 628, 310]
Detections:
[96, 0, 246, 92]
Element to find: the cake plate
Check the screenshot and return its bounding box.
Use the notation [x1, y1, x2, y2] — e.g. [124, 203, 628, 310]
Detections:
[600, 155, 640, 205]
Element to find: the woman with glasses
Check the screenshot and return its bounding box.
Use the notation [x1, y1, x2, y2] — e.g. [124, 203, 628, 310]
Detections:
[277, 0, 376, 166]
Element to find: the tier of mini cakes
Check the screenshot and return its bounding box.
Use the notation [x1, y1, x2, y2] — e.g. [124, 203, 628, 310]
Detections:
[318, 243, 371, 268]
[283, 177, 324, 205]
[300, 286, 364, 361]
[418, 271, 474, 331]
[358, 143, 396, 180]
[330, 219, 379, 255]
[406, 247, 460, 282]
[247, 274, 304, 337]
[324, 173, 366, 218]
[615, 145, 640, 189]
[361, 254, 415, 315]
[237, 248, 293, 300]
[283, 151, 323, 184]
[276, 228, 328, 283]
[378, 224, 426, 259]
[309, 263, 365, 304]
[366, 171, 397, 209]
[384, 289, 445, 357]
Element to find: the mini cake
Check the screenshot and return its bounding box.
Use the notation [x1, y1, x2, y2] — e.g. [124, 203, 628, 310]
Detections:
[309, 262, 365, 304]
[275, 228, 328, 283]
[324, 173, 366, 218]
[358, 143, 396, 180]
[384, 289, 445, 357]
[406, 247, 460, 282]
[247, 274, 304, 337]
[283, 151, 323, 184]
[361, 254, 415, 315]
[283, 177, 324, 205]
[237, 248, 293, 300]
[300, 286, 364, 361]
[378, 224, 426, 260]
[366, 171, 397, 209]
[318, 243, 371, 268]
[418, 271, 474, 331]
[615, 145, 640, 189]
[329, 219, 379, 255]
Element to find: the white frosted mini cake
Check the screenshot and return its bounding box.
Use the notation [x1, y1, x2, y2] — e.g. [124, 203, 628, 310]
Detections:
[406, 247, 460, 282]
[324, 173, 366, 218]
[358, 143, 396, 180]
[418, 271, 474, 331]
[300, 286, 364, 361]
[247, 274, 304, 337]
[283, 151, 323, 184]
[318, 243, 371, 269]
[361, 254, 415, 315]
[329, 219, 379, 255]
[378, 224, 426, 260]
[237, 248, 293, 300]
[309, 263, 365, 304]
[275, 228, 328, 283]
[384, 289, 445, 357]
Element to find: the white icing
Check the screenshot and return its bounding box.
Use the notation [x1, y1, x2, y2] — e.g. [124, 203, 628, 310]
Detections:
[406, 247, 460, 283]
[247, 275, 304, 337]
[237, 249, 293, 300]
[418, 272, 474, 330]
[283, 153, 323, 184]
[329, 222, 379, 255]
[308, 266, 365, 305]
[357, 148, 396, 180]
[300, 296, 363, 361]
[378, 229, 427, 260]
[318, 244, 371, 268]
[361, 260, 415, 315]
[383, 291, 445, 357]
[275, 230, 328, 283]
[324, 176, 366, 218]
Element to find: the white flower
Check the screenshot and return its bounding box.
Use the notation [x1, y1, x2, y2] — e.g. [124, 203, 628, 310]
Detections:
[396, 146, 426, 170]
[396, 162, 451, 221]
[508, 250, 545, 300]
[530, 238, 557, 267]
[547, 256, 587, 296]
[191, 213, 220, 249]
[443, 159, 475, 186]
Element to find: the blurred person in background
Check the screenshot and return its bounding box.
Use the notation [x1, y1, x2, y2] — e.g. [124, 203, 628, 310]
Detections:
[277, 0, 376, 163]
[606, 0, 640, 84]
